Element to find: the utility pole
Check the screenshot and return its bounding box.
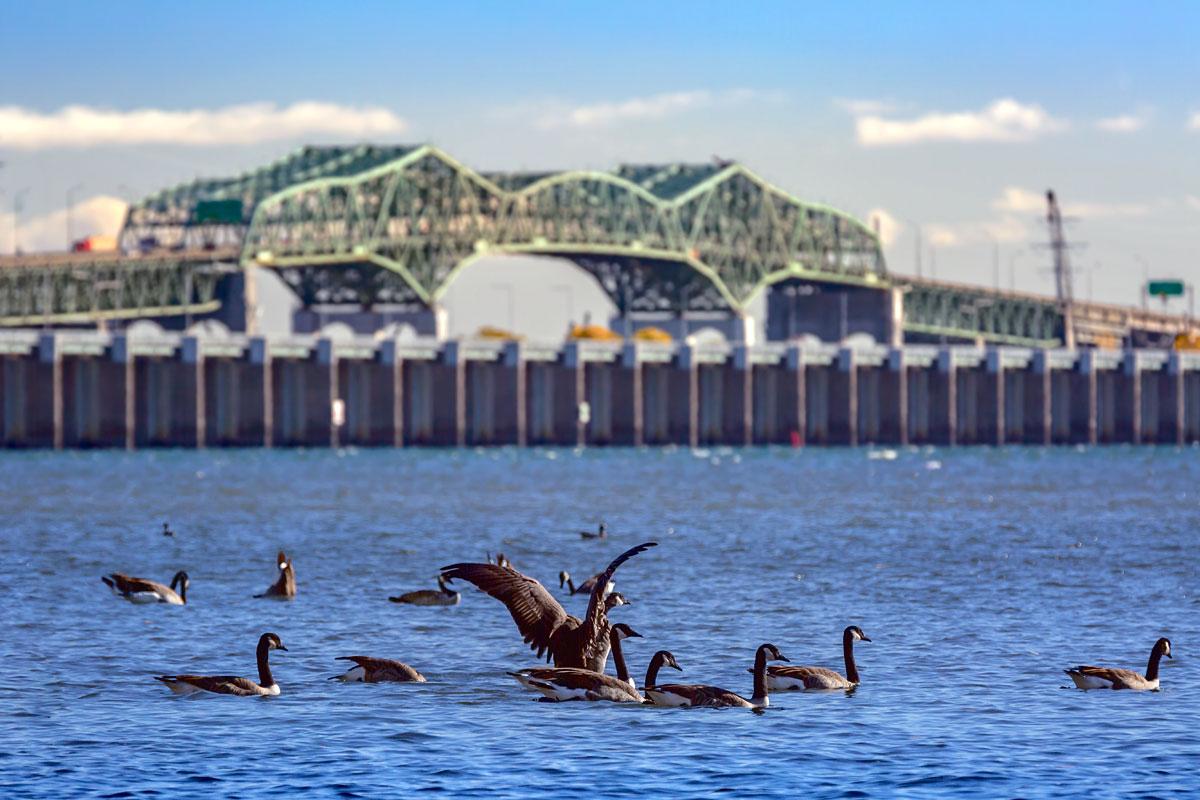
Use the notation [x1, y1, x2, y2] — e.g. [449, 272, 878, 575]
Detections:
[1045, 190, 1075, 348]
[12, 188, 29, 254]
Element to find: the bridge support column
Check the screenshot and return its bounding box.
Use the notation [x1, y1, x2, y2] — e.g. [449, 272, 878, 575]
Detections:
[495, 342, 526, 446]
[931, 348, 956, 446]
[611, 343, 642, 446]
[980, 350, 1005, 446]
[137, 337, 204, 447]
[724, 346, 752, 446]
[247, 337, 273, 447]
[1023, 352, 1051, 445]
[110, 337, 136, 450]
[316, 339, 339, 448]
[1070, 352, 1098, 445]
[1114, 351, 1142, 445]
[670, 345, 698, 448]
[881, 348, 907, 446]
[829, 347, 857, 446]
[555, 343, 585, 447]
[783, 346, 807, 446]
[1162, 354, 1185, 446]
[433, 341, 465, 447]
[35, 334, 63, 449]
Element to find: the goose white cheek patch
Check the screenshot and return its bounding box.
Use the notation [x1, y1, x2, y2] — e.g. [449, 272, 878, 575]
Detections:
[279, 562, 288, 570]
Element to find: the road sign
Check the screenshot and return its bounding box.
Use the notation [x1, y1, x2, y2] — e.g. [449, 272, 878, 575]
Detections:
[1147, 280, 1185, 297]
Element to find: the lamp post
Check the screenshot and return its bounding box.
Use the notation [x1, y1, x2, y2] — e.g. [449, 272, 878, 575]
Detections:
[66, 183, 85, 250]
[12, 188, 29, 255]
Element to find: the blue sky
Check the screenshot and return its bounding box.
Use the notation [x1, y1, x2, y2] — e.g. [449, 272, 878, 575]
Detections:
[1, 0, 1198, 308]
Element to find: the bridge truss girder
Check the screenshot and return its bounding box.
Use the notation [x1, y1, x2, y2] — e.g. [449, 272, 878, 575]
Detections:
[901, 282, 1064, 346]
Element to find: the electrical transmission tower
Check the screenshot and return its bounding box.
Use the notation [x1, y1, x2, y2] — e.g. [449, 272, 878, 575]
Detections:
[1045, 190, 1076, 348]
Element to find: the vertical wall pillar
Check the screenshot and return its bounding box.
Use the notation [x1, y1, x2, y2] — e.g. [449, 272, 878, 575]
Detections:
[784, 346, 807, 446]
[612, 343, 643, 446]
[34, 334, 64, 449]
[110, 335, 136, 450]
[315, 338, 338, 448]
[931, 348, 957, 446]
[829, 347, 857, 446]
[553, 343, 585, 446]
[881, 348, 908, 446]
[1163, 353, 1185, 446]
[181, 336, 206, 447]
[377, 341, 404, 446]
[1024, 352, 1051, 445]
[433, 341, 466, 447]
[249, 337, 273, 447]
[724, 345, 753, 446]
[495, 342, 526, 446]
[670, 344, 698, 448]
[1114, 351, 1142, 445]
[1071, 352, 1099, 445]
[980, 349, 1005, 446]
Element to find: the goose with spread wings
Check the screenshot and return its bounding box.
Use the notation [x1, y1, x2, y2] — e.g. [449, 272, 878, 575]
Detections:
[441, 541, 656, 671]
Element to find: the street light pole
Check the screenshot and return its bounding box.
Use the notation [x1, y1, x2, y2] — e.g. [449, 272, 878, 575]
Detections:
[13, 188, 29, 255]
[66, 183, 85, 250]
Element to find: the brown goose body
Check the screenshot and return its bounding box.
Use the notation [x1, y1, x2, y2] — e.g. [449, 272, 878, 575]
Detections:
[1066, 638, 1172, 691]
[509, 623, 643, 702]
[441, 541, 656, 671]
[559, 570, 613, 597]
[579, 523, 607, 540]
[763, 625, 870, 691]
[331, 656, 426, 683]
[255, 551, 296, 599]
[646, 643, 788, 709]
[390, 575, 460, 606]
[102, 571, 188, 605]
[156, 633, 286, 696]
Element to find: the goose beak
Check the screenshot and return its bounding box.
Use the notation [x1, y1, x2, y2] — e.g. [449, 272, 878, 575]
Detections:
[671, 663, 683, 672]
[277, 644, 288, 652]
[629, 630, 643, 638]
[777, 654, 790, 662]
[861, 635, 872, 643]
[1167, 651, 1173, 659]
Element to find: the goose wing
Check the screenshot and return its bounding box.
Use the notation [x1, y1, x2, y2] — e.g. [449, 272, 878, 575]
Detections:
[389, 589, 438, 603]
[511, 667, 639, 700]
[104, 573, 162, 595]
[337, 656, 424, 682]
[157, 674, 263, 696]
[1069, 665, 1142, 688]
[580, 542, 657, 637]
[766, 665, 851, 689]
[651, 683, 749, 708]
[440, 562, 574, 661]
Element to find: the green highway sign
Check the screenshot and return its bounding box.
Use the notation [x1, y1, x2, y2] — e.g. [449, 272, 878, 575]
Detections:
[1147, 280, 1185, 297]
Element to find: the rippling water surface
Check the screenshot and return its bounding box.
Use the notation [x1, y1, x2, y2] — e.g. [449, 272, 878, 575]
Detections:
[2, 446, 1197, 798]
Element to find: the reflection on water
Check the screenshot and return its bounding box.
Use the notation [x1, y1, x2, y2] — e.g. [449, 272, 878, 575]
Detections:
[1, 446, 1196, 798]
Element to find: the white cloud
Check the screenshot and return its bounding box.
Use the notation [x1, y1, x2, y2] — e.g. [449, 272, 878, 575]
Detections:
[992, 185, 1149, 218]
[1185, 195, 1200, 212]
[853, 98, 1065, 147]
[923, 216, 1028, 249]
[1189, 112, 1200, 130]
[1096, 113, 1145, 133]
[0, 195, 127, 252]
[866, 208, 903, 247]
[0, 102, 407, 149]
[536, 89, 772, 129]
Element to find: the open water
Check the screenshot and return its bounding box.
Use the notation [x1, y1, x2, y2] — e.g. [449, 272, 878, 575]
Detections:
[0, 446, 1196, 798]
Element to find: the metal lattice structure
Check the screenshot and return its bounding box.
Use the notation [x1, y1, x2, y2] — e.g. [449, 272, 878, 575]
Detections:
[0, 251, 234, 327]
[899, 280, 1064, 346]
[241, 146, 885, 314]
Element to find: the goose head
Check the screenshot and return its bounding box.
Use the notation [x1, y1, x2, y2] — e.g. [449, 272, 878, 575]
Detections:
[656, 650, 683, 672]
[846, 625, 871, 643]
[558, 571, 570, 589]
[611, 622, 642, 642]
[437, 575, 455, 594]
[598, 522, 608, 538]
[758, 643, 789, 663]
[277, 552, 290, 572]
[1156, 637, 1172, 659]
[162, 522, 173, 536]
[258, 632, 288, 652]
[605, 592, 630, 610]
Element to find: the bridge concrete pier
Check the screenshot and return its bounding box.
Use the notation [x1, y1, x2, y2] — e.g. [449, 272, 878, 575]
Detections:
[670, 345, 698, 448]
[828, 348, 857, 446]
[338, 342, 404, 447]
[880, 349, 907, 446]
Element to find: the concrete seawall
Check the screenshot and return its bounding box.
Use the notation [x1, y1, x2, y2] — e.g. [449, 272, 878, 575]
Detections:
[2, 330, 1198, 449]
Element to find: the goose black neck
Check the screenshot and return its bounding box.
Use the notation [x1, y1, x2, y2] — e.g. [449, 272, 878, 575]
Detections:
[567, 577, 577, 595]
[1146, 644, 1165, 681]
[644, 652, 666, 689]
[843, 629, 860, 685]
[171, 572, 187, 603]
[610, 630, 630, 684]
[256, 637, 275, 688]
[439, 577, 453, 595]
[752, 646, 769, 702]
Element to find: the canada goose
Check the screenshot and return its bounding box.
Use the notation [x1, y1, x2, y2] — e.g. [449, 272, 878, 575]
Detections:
[389, 576, 461, 606]
[156, 632, 287, 696]
[558, 570, 614, 597]
[441, 541, 656, 671]
[162, 522, 174, 537]
[760, 626, 871, 691]
[254, 551, 295, 599]
[604, 592, 630, 611]
[646, 643, 789, 709]
[102, 570, 188, 605]
[487, 552, 512, 569]
[643, 650, 684, 691]
[1065, 638, 1172, 691]
[329, 656, 426, 683]
[509, 623, 644, 702]
[580, 523, 607, 540]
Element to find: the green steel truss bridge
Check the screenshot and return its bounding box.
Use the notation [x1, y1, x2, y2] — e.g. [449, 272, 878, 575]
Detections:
[0, 144, 1191, 345]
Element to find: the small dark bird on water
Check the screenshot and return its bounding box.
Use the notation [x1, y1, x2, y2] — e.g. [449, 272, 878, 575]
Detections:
[580, 523, 607, 540]
[162, 522, 174, 537]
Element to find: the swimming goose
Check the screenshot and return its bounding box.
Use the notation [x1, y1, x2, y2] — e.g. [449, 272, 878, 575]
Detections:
[509, 623, 644, 702]
[559, 570, 614, 597]
[760, 626, 871, 691]
[441, 541, 656, 671]
[162, 522, 174, 537]
[329, 656, 427, 683]
[579, 523, 608, 540]
[604, 592, 630, 611]
[254, 551, 296, 599]
[102, 570, 188, 605]
[156, 632, 287, 696]
[1065, 638, 1172, 691]
[646, 643, 789, 709]
[642, 649, 684, 692]
[389, 575, 461, 606]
